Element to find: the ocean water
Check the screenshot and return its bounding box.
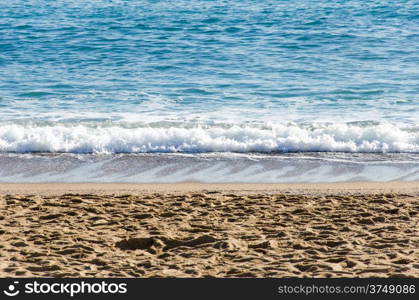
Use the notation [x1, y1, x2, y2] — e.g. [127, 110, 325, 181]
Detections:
[0, 0, 418, 182]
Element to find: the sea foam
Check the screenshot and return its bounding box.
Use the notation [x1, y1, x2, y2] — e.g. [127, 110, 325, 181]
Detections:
[0, 122, 417, 154]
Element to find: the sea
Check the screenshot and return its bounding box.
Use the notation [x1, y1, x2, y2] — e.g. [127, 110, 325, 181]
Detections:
[0, 0, 418, 182]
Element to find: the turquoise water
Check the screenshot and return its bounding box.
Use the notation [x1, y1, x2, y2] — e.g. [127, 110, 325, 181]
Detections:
[0, 0, 418, 154]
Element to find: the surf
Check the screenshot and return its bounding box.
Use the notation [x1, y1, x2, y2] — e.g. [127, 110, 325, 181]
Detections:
[0, 121, 417, 154]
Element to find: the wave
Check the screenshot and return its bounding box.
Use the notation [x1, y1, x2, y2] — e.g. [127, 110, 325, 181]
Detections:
[0, 121, 418, 154]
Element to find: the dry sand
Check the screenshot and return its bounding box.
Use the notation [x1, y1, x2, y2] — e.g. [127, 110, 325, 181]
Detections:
[0, 182, 418, 277]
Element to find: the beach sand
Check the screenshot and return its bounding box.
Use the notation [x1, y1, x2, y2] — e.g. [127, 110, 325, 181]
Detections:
[0, 182, 418, 278]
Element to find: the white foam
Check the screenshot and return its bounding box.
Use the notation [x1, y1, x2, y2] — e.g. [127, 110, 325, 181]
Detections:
[0, 121, 417, 153]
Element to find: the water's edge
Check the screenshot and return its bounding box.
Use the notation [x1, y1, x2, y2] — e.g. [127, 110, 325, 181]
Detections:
[1, 153, 418, 183]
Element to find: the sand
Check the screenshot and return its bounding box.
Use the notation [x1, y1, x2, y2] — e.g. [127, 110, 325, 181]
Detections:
[0, 182, 418, 278]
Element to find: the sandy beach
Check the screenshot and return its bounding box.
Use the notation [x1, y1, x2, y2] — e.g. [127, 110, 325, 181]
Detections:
[0, 182, 418, 278]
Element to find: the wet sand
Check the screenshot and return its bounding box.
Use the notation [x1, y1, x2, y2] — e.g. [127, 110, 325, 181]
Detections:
[0, 182, 418, 277]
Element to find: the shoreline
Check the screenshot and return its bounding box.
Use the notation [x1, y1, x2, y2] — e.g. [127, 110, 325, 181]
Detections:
[1, 152, 418, 183]
[0, 181, 418, 196]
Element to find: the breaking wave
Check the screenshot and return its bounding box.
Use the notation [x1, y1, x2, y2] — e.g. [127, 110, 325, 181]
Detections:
[0, 121, 417, 154]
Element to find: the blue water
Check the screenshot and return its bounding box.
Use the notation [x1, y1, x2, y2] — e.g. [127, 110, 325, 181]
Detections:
[0, 0, 418, 154]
